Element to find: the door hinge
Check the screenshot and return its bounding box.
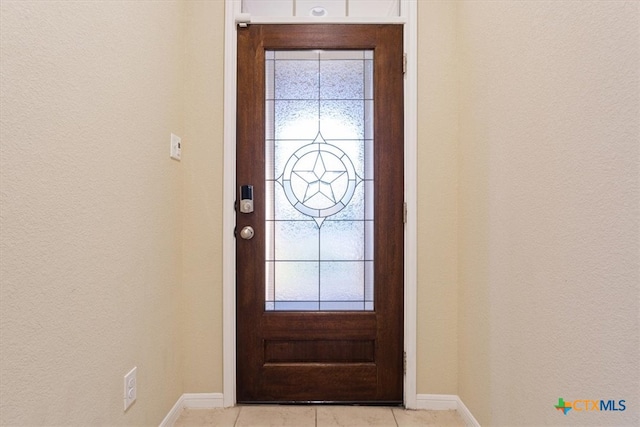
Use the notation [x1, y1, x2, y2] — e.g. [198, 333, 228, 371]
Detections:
[403, 351, 407, 374]
[403, 53, 407, 74]
[403, 202, 407, 224]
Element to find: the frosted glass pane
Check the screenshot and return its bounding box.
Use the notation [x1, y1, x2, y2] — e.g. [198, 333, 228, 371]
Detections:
[320, 51, 364, 60]
[320, 60, 363, 100]
[275, 301, 319, 310]
[275, 101, 318, 140]
[266, 139, 275, 181]
[365, 220, 374, 260]
[364, 100, 374, 139]
[266, 60, 275, 100]
[364, 139, 373, 179]
[266, 181, 273, 220]
[320, 301, 365, 310]
[265, 220, 274, 260]
[320, 101, 363, 140]
[276, 60, 319, 100]
[320, 221, 364, 260]
[364, 59, 373, 99]
[365, 181, 374, 219]
[266, 100, 274, 139]
[265, 49, 374, 312]
[320, 262, 364, 300]
[365, 261, 374, 300]
[331, 181, 364, 220]
[275, 220, 319, 260]
[288, 150, 351, 211]
[274, 182, 307, 221]
[275, 262, 319, 301]
[327, 140, 364, 178]
[274, 140, 308, 179]
[266, 261, 275, 300]
[275, 51, 318, 60]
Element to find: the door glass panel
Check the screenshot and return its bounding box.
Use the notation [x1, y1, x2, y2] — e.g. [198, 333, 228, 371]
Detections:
[265, 49, 374, 311]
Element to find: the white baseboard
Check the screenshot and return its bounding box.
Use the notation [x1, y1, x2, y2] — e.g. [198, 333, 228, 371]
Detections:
[416, 393, 459, 410]
[183, 393, 224, 408]
[159, 393, 224, 427]
[159, 394, 184, 427]
[455, 396, 481, 427]
[416, 394, 480, 427]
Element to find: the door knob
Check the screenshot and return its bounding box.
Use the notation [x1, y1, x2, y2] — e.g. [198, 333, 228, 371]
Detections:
[239, 226, 254, 240]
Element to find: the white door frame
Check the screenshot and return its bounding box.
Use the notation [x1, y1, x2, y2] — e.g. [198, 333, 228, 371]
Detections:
[222, 0, 417, 408]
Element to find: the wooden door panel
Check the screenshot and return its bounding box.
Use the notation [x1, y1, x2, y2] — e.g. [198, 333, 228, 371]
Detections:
[258, 365, 378, 401]
[264, 340, 375, 363]
[262, 313, 377, 338]
[236, 24, 403, 403]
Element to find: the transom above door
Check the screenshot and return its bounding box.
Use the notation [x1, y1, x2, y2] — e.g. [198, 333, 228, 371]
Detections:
[242, 0, 401, 19]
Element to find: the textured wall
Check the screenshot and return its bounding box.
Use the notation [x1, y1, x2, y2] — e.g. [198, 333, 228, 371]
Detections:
[416, 0, 459, 395]
[0, 1, 185, 425]
[2, 1, 638, 425]
[182, 0, 226, 393]
[458, 1, 640, 425]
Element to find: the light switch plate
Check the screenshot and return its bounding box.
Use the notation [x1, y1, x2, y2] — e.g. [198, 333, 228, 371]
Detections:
[170, 133, 181, 160]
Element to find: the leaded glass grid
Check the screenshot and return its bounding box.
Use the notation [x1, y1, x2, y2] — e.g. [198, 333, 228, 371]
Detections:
[265, 49, 374, 311]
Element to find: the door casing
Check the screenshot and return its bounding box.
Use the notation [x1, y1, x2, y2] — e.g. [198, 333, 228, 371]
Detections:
[222, 0, 418, 408]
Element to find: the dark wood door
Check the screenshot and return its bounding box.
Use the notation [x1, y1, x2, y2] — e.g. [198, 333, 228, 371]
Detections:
[236, 24, 404, 403]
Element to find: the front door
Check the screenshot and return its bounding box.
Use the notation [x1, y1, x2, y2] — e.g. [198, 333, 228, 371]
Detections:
[236, 24, 404, 403]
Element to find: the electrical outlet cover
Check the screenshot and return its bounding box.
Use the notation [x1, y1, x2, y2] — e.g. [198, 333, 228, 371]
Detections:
[124, 367, 137, 411]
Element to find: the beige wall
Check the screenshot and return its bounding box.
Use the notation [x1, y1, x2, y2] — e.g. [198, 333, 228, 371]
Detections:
[1, 1, 638, 426]
[458, 1, 639, 425]
[416, 0, 459, 395]
[182, 0, 226, 394]
[0, 1, 185, 425]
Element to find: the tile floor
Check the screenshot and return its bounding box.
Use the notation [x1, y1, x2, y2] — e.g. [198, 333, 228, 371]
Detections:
[174, 405, 466, 427]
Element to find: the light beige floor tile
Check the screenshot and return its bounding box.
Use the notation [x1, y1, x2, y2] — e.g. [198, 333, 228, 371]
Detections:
[173, 405, 469, 427]
[317, 406, 397, 426]
[174, 407, 240, 427]
[234, 405, 316, 427]
[429, 409, 466, 427]
[392, 408, 465, 427]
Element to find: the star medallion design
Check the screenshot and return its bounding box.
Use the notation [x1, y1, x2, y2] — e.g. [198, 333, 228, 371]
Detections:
[278, 133, 361, 226]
